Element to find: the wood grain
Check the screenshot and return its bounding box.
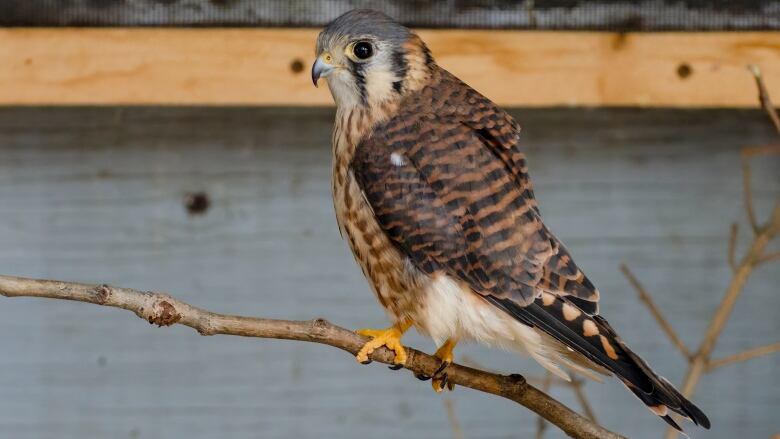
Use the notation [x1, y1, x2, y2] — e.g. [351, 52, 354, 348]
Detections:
[0, 29, 778, 107]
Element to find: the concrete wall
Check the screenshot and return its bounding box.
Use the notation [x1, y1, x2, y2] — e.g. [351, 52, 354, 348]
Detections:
[0, 107, 777, 439]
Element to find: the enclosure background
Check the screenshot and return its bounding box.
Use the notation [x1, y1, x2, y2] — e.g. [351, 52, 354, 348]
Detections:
[0, 107, 777, 439]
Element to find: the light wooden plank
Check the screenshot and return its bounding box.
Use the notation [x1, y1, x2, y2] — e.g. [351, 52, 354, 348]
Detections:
[0, 29, 778, 107]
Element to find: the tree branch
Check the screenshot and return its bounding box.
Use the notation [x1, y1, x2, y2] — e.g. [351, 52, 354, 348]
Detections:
[742, 159, 761, 234]
[663, 182, 780, 439]
[707, 342, 780, 371]
[755, 251, 780, 266]
[443, 398, 466, 439]
[0, 274, 625, 439]
[748, 64, 780, 134]
[535, 372, 554, 439]
[619, 264, 691, 359]
[571, 377, 598, 423]
[727, 223, 739, 272]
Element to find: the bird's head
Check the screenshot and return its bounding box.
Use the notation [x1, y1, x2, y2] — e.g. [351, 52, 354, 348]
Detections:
[312, 9, 434, 110]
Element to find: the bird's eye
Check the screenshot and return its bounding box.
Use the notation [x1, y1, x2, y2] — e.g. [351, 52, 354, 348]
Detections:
[353, 42, 373, 60]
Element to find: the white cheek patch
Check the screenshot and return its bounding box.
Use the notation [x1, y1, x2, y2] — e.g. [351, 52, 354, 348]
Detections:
[390, 152, 406, 167]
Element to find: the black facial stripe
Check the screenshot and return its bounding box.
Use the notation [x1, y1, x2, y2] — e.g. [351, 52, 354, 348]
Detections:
[391, 49, 408, 93]
[349, 59, 368, 105]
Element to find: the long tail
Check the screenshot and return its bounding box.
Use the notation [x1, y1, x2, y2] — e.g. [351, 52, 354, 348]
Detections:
[487, 293, 711, 431]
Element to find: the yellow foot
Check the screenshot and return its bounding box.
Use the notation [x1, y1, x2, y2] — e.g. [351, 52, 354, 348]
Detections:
[431, 339, 457, 393]
[355, 324, 409, 366]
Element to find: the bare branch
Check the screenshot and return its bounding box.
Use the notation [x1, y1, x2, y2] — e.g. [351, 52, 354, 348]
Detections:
[619, 264, 691, 359]
[443, 398, 466, 439]
[0, 274, 625, 439]
[571, 378, 598, 423]
[536, 372, 554, 439]
[707, 342, 780, 371]
[755, 251, 780, 266]
[728, 223, 739, 272]
[663, 202, 780, 439]
[747, 64, 780, 134]
[696, 201, 780, 358]
[690, 202, 780, 370]
[740, 144, 780, 158]
[742, 160, 760, 234]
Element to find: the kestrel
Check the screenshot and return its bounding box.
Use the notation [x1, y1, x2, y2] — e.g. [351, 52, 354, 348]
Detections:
[312, 9, 709, 432]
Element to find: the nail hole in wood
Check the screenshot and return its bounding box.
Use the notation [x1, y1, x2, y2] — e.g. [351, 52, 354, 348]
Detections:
[677, 63, 692, 79]
[290, 58, 305, 74]
[184, 191, 210, 216]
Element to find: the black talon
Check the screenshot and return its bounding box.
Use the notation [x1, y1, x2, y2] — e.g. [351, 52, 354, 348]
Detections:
[438, 374, 448, 391]
[388, 363, 403, 370]
[433, 360, 451, 377]
[360, 359, 373, 365]
[415, 373, 431, 381]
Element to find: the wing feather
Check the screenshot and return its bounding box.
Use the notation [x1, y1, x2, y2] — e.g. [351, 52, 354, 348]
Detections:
[351, 67, 708, 431]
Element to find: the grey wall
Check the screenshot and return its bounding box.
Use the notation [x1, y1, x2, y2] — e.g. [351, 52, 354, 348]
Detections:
[0, 107, 777, 439]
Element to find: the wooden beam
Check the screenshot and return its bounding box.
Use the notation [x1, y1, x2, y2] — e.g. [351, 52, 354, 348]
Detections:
[1, 29, 778, 107]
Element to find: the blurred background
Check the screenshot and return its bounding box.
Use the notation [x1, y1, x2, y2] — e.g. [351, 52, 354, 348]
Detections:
[0, 1, 779, 438]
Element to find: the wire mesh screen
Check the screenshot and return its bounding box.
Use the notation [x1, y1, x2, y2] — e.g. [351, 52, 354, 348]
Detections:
[2, 0, 779, 30]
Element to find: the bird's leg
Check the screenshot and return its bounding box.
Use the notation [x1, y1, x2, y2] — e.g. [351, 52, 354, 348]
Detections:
[355, 320, 412, 366]
[431, 338, 458, 392]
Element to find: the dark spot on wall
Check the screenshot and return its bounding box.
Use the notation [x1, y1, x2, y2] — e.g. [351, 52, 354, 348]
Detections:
[677, 63, 693, 79]
[290, 58, 304, 74]
[184, 191, 210, 216]
[97, 356, 107, 367]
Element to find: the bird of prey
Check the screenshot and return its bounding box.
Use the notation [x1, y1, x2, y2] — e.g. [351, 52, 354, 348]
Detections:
[311, 9, 709, 432]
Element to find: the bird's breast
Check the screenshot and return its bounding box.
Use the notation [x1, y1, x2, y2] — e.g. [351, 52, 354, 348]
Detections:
[331, 116, 422, 323]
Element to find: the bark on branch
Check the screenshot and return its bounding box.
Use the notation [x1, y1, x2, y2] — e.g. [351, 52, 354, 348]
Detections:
[0, 274, 625, 439]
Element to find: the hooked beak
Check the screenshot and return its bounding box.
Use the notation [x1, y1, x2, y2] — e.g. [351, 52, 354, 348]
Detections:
[311, 55, 335, 87]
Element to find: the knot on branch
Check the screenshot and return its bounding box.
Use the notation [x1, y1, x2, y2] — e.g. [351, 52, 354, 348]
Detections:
[503, 373, 528, 395]
[311, 318, 330, 337]
[147, 299, 181, 327]
[94, 284, 111, 304]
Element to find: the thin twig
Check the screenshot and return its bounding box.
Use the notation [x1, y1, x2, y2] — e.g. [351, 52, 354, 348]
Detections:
[742, 160, 760, 234]
[755, 251, 780, 266]
[740, 144, 780, 158]
[727, 223, 739, 272]
[535, 372, 554, 439]
[619, 264, 691, 359]
[0, 274, 625, 439]
[443, 398, 466, 439]
[747, 64, 780, 134]
[707, 342, 780, 371]
[663, 182, 780, 439]
[571, 378, 598, 423]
